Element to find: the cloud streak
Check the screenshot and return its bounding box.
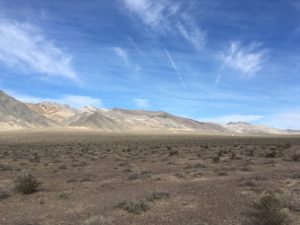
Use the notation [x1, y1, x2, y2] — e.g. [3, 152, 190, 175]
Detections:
[7, 90, 102, 108]
[121, 0, 169, 29]
[120, 0, 205, 50]
[164, 47, 187, 91]
[218, 42, 268, 80]
[112, 47, 129, 66]
[112, 46, 142, 82]
[177, 22, 206, 51]
[57, 95, 102, 108]
[134, 98, 149, 108]
[0, 19, 80, 82]
[263, 112, 300, 130]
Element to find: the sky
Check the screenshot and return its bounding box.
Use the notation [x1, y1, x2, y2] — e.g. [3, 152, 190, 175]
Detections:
[0, 0, 299, 129]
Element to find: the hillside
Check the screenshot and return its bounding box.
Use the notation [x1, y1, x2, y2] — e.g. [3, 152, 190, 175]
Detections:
[0, 90, 293, 134]
[0, 91, 56, 129]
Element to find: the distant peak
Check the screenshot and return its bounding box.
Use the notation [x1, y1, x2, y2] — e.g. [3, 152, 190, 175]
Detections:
[40, 101, 60, 107]
[80, 106, 98, 113]
[227, 121, 251, 125]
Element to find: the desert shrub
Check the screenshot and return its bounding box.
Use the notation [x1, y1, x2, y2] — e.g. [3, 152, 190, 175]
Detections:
[169, 150, 178, 156]
[239, 179, 257, 187]
[280, 192, 300, 212]
[212, 156, 220, 163]
[265, 151, 277, 158]
[29, 153, 40, 163]
[230, 152, 236, 160]
[248, 150, 254, 157]
[194, 162, 206, 168]
[127, 173, 140, 180]
[118, 162, 128, 167]
[184, 162, 206, 170]
[127, 170, 151, 180]
[291, 153, 300, 162]
[252, 175, 267, 182]
[20, 222, 40, 225]
[0, 163, 12, 171]
[240, 166, 252, 172]
[145, 191, 170, 202]
[141, 170, 152, 176]
[290, 173, 300, 179]
[83, 216, 114, 225]
[58, 165, 67, 170]
[116, 200, 150, 214]
[57, 192, 69, 200]
[79, 161, 88, 167]
[174, 172, 185, 178]
[0, 190, 9, 200]
[122, 167, 132, 173]
[216, 169, 228, 176]
[14, 171, 41, 194]
[67, 179, 77, 183]
[14, 220, 39, 225]
[245, 192, 290, 225]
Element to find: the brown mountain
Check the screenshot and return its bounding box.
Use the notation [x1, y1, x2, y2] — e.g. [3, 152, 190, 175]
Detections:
[225, 122, 286, 135]
[0, 90, 293, 134]
[27, 102, 77, 123]
[66, 107, 229, 133]
[0, 91, 56, 129]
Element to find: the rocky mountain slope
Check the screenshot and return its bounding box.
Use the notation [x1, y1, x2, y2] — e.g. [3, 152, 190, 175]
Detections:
[225, 122, 286, 135]
[286, 129, 300, 134]
[0, 90, 293, 134]
[27, 102, 77, 123]
[66, 107, 229, 133]
[0, 91, 56, 129]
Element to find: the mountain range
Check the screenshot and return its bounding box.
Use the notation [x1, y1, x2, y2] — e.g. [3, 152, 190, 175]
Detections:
[0, 90, 296, 135]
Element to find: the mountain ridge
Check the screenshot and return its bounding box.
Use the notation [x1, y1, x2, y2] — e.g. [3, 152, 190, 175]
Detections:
[0, 90, 296, 134]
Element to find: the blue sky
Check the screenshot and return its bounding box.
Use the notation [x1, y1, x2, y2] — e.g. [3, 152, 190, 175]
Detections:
[0, 0, 300, 129]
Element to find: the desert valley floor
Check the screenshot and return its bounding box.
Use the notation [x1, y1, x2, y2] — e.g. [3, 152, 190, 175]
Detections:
[0, 131, 299, 225]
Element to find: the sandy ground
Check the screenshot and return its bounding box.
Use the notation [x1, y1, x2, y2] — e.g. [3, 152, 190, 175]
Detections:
[0, 131, 299, 225]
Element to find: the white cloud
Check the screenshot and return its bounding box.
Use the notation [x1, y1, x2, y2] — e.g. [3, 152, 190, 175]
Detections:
[0, 19, 79, 82]
[177, 22, 206, 50]
[112, 46, 142, 81]
[8, 92, 44, 104]
[219, 42, 268, 78]
[134, 98, 149, 108]
[263, 112, 300, 130]
[112, 47, 129, 66]
[122, 0, 167, 29]
[201, 114, 263, 124]
[56, 95, 102, 108]
[120, 0, 205, 50]
[201, 112, 300, 130]
[6, 90, 102, 108]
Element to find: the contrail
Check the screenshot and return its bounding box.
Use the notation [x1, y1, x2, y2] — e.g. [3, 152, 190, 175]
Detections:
[163, 47, 187, 91]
